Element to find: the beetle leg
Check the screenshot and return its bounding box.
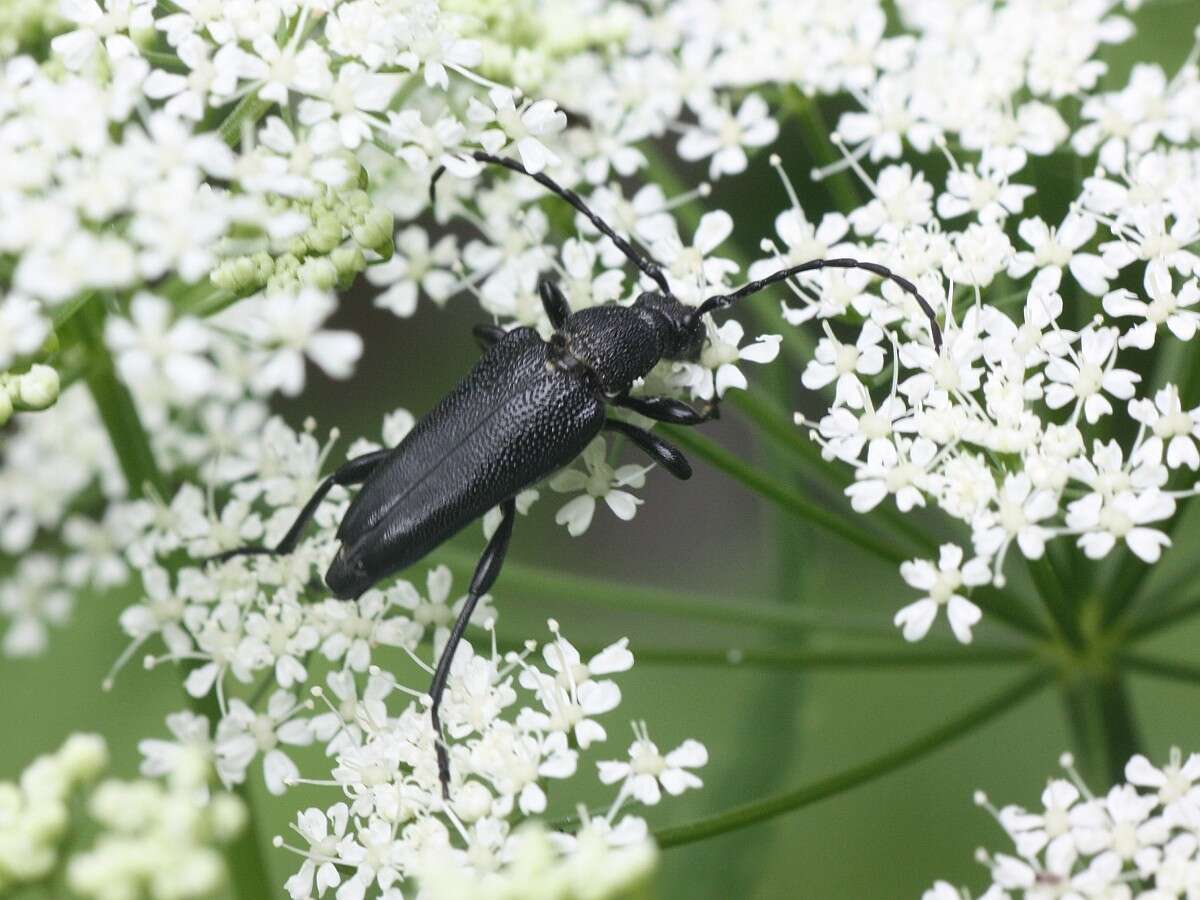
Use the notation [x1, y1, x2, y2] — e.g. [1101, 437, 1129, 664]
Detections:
[604, 419, 692, 480]
[614, 393, 717, 425]
[205, 448, 392, 564]
[538, 277, 570, 331]
[472, 323, 507, 352]
[429, 496, 516, 799]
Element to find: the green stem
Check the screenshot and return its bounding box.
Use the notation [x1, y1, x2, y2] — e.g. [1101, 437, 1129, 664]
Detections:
[660, 424, 910, 564]
[586, 643, 1033, 670]
[219, 92, 274, 148]
[426, 545, 817, 633]
[1124, 587, 1200, 641]
[1121, 652, 1200, 687]
[728, 389, 939, 556]
[654, 668, 1049, 847]
[783, 91, 862, 214]
[1060, 672, 1141, 788]
[1026, 556, 1085, 649]
[68, 301, 165, 499]
[187, 688, 273, 899]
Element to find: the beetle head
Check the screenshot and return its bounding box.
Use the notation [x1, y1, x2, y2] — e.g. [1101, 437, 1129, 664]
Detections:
[633, 292, 706, 362]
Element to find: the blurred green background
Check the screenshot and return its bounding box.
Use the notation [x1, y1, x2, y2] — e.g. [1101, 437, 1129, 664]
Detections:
[5, 4, 1200, 897]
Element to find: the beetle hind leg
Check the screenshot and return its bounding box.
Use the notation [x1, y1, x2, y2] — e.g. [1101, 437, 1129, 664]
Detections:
[204, 447, 392, 565]
[429, 496, 516, 799]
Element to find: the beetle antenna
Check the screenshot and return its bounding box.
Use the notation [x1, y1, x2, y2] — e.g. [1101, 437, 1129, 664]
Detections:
[430, 151, 672, 296]
[696, 258, 943, 352]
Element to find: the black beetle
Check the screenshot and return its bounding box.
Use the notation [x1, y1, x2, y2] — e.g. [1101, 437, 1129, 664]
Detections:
[215, 151, 943, 796]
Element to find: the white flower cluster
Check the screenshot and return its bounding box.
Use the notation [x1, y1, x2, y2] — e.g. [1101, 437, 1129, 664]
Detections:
[772, 7, 1200, 644]
[928, 749, 1200, 900]
[0, 732, 245, 900]
[269, 625, 704, 900]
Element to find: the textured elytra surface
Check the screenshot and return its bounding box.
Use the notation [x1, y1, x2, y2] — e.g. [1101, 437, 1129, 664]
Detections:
[327, 327, 606, 597]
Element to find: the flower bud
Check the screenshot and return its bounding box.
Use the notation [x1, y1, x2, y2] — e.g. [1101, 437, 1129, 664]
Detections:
[299, 256, 338, 290]
[57, 734, 108, 783]
[0, 387, 12, 427]
[16, 365, 59, 411]
[307, 215, 344, 254]
[332, 245, 366, 285]
[352, 208, 395, 256]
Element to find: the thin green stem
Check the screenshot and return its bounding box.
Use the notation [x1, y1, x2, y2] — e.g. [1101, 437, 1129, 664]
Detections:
[426, 545, 818, 633]
[1026, 555, 1085, 649]
[782, 91, 863, 213]
[1124, 588, 1200, 641]
[654, 668, 1049, 847]
[590, 643, 1034, 670]
[660, 424, 909, 564]
[1121, 652, 1200, 687]
[68, 301, 164, 499]
[1060, 673, 1141, 787]
[219, 92, 274, 148]
[187, 688, 273, 899]
[728, 389, 939, 556]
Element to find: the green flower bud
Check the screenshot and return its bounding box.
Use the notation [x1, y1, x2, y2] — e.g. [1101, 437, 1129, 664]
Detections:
[307, 215, 344, 254]
[275, 253, 301, 275]
[16, 365, 59, 411]
[352, 208, 395, 256]
[299, 256, 338, 290]
[332, 245, 366, 286]
[0, 386, 12, 427]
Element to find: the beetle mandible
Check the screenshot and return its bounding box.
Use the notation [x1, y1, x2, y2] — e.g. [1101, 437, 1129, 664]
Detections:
[213, 150, 944, 797]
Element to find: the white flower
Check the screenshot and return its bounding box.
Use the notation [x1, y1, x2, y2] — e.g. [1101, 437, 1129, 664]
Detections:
[1008, 213, 1115, 296]
[1067, 489, 1175, 563]
[597, 725, 707, 806]
[651, 210, 739, 305]
[894, 544, 990, 643]
[1044, 325, 1140, 424]
[802, 321, 887, 409]
[298, 63, 402, 150]
[229, 288, 362, 397]
[549, 438, 649, 537]
[670, 319, 781, 401]
[105, 292, 216, 403]
[0, 293, 49, 370]
[677, 93, 779, 179]
[215, 690, 313, 794]
[1129, 385, 1200, 470]
[469, 87, 567, 174]
[1103, 260, 1200, 350]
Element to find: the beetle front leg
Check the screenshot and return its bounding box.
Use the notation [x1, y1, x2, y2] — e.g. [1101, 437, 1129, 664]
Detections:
[604, 419, 692, 480]
[429, 496, 516, 799]
[472, 323, 506, 352]
[205, 448, 392, 563]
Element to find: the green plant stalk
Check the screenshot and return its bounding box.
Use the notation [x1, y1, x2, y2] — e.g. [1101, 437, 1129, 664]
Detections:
[660, 423, 909, 564]
[187, 688, 274, 899]
[654, 668, 1049, 847]
[219, 92, 274, 148]
[563, 643, 1034, 670]
[425, 545, 819, 632]
[1060, 672, 1141, 788]
[1026, 555, 1085, 649]
[68, 302, 165, 499]
[728, 388, 939, 556]
[1124, 585, 1200, 640]
[1120, 652, 1200, 687]
[782, 90, 863, 214]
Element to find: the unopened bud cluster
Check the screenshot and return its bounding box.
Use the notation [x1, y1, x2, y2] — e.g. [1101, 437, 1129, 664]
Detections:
[211, 178, 394, 298]
[0, 363, 60, 426]
[0, 733, 245, 900]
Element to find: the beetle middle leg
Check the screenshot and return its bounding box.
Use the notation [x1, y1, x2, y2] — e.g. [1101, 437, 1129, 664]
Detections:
[429, 495, 516, 798]
[604, 419, 692, 480]
[615, 393, 718, 425]
[206, 447, 392, 563]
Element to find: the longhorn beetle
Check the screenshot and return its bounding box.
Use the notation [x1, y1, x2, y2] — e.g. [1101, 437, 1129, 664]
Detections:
[213, 151, 943, 797]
